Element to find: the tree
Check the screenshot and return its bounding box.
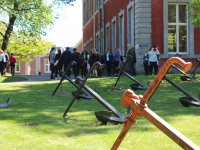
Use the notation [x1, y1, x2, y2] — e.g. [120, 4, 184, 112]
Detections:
[7, 32, 53, 62]
[0, 0, 75, 55]
[190, 0, 200, 26]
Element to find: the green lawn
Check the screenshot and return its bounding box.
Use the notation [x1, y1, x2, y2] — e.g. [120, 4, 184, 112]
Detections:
[0, 75, 28, 83]
[0, 74, 199, 150]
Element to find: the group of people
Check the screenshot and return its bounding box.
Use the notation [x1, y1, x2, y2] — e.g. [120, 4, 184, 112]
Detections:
[49, 47, 88, 79]
[48, 44, 160, 80]
[143, 45, 160, 75]
[48, 46, 125, 79]
[0, 50, 16, 77]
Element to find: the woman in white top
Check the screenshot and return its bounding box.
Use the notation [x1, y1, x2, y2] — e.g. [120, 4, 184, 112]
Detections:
[148, 45, 160, 75]
[0, 50, 5, 77]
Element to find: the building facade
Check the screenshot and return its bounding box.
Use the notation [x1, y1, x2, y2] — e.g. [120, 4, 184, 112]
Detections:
[13, 55, 51, 75]
[83, 0, 200, 71]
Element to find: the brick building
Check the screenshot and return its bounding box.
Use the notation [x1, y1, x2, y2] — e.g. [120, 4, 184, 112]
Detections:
[83, 0, 200, 71]
[13, 54, 51, 75]
[15, 45, 84, 76]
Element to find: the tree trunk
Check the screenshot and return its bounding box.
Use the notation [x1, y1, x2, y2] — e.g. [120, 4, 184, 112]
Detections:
[1, 2, 18, 51]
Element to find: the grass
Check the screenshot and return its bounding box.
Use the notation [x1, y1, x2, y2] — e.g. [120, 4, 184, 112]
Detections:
[0, 75, 28, 83]
[0, 74, 200, 150]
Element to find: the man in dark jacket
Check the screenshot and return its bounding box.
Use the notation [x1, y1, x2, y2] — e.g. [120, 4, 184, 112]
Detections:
[58, 47, 73, 76]
[126, 44, 136, 76]
[72, 48, 81, 77]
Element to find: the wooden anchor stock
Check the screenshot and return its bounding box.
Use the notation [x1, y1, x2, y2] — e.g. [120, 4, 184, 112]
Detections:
[111, 57, 200, 150]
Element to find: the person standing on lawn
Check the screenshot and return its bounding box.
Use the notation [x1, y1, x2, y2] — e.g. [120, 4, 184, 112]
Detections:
[9, 53, 17, 76]
[113, 48, 121, 76]
[54, 48, 62, 79]
[148, 45, 160, 75]
[104, 48, 113, 76]
[126, 44, 136, 76]
[0, 50, 5, 77]
[58, 47, 73, 77]
[3, 50, 9, 76]
[72, 48, 81, 78]
[49, 47, 56, 79]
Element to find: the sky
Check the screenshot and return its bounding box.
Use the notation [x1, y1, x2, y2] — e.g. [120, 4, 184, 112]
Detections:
[43, 0, 82, 47]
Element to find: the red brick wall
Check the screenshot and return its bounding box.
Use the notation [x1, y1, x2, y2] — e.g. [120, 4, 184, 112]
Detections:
[17, 62, 26, 75]
[40, 58, 44, 75]
[30, 58, 36, 75]
[194, 27, 200, 54]
[83, 20, 93, 45]
[83, 0, 130, 51]
[103, 0, 129, 51]
[151, 0, 164, 53]
[95, 13, 98, 33]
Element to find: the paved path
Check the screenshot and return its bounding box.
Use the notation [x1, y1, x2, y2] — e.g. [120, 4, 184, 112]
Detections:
[20, 75, 52, 81]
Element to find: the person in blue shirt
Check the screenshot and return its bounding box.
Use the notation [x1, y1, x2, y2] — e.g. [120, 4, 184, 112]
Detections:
[113, 48, 121, 76]
[104, 49, 113, 76]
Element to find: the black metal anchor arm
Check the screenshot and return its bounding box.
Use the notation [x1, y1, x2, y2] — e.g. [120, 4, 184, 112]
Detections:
[164, 76, 200, 102]
[171, 64, 191, 79]
[114, 58, 128, 88]
[114, 57, 147, 89]
[63, 61, 104, 117]
[52, 61, 77, 96]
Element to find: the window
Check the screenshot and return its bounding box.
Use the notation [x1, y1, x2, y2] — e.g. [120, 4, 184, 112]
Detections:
[106, 24, 110, 50]
[127, 6, 133, 45]
[44, 59, 50, 73]
[96, 0, 102, 10]
[90, 0, 93, 17]
[101, 29, 104, 52]
[119, 12, 124, 56]
[112, 18, 116, 53]
[96, 33, 100, 51]
[83, 1, 86, 25]
[15, 61, 20, 72]
[168, 3, 188, 53]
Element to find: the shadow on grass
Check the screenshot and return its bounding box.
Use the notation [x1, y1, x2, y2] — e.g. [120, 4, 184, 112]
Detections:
[0, 75, 28, 83]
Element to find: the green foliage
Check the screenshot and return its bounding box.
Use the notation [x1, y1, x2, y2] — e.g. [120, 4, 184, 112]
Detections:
[7, 32, 53, 62]
[0, 0, 74, 61]
[0, 0, 54, 38]
[190, 0, 200, 26]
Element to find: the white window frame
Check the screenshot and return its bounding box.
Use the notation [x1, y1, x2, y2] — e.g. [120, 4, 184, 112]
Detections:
[112, 16, 117, 53]
[168, 3, 188, 54]
[15, 61, 20, 73]
[44, 58, 50, 73]
[96, 32, 100, 51]
[105, 22, 110, 50]
[118, 10, 125, 56]
[127, 1, 134, 46]
[101, 28, 104, 52]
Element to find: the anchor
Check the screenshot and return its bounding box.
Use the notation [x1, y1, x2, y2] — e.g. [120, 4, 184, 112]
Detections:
[0, 98, 12, 108]
[111, 57, 200, 150]
[114, 57, 148, 90]
[52, 61, 92, 99]
[63, 61, 125, 124]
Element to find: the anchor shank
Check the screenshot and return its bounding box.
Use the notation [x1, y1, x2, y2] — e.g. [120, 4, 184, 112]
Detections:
[111, 111, 137, 150]
[143, 107, 200, 150]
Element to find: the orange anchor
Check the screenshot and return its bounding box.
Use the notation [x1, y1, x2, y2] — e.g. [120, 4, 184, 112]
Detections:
[111, 57, 200, 150]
